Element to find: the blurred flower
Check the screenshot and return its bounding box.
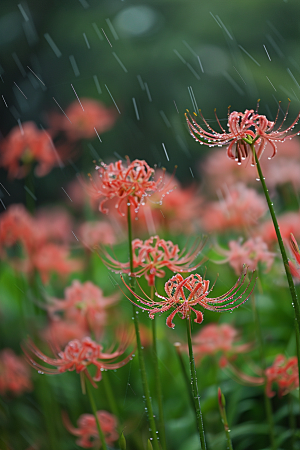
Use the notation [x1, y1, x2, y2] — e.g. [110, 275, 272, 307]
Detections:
[186, 103, 300, 165]
[0, 204, 79, 283]
[265, 354, 298, 397]
[122, 270, 255, 328]
[24, 336, 133, 385]
[216, 237, 275, 275]
[0, 349, 32, 396]
[48, 98, 116, 141]
[200, 183, 266, 233]
[42, 318, 88, 348]
[19, 242, 81, 284]
[0, 121, 60, 178]
[259, 211, 300, 245]
[191, 323, 252, 367]
[47, 280, 119, 336]
[78, 221, 117, 250]
[88, 158, 166, 216]
[288, 233, 300, 281]
[102, 235, 205, 286]
[62, 410, 118, 448]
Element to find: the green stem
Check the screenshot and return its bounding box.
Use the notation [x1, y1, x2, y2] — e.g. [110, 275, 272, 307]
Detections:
[252, 146, 300, 407]
[150, 285, 167, 450]
[127, 205, 160, 450]
[186, 315, 207, 449]
[218, 389, 233, 450]
[251, 294, 276, 450]
[85, 376, 108, 450]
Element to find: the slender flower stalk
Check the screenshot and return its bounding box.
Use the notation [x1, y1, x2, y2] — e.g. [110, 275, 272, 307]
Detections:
[127, 205, 160, 450]
[150, 286, 167, 450]
[85, 376, 108, 450]
[250, 144, 300, 404]
[218, 388, 233, 450]
[251, 294, 276, 450]
[186, 315, 206, 449]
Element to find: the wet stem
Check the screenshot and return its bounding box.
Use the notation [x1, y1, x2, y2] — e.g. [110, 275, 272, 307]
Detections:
[251, 145, 300, 407]
[85, 375, 108, 450]
[150, 286, 167, 450]
[186, 315, 207, 450]
[127, 205, 160, 450]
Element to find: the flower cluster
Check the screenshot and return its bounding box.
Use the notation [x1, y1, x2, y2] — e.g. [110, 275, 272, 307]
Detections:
[88, 158, 166, 216]
[102, 235, 205, 286]
[186, 102, 300, 164]
[122, 271, 255, 328]
[23, 336, 133, 386]
[62, 410, 118, 448]
[0, 204, 79, 283]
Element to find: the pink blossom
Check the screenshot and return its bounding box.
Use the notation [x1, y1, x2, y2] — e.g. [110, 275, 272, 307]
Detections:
[0, 122, 60, 178]
[259, 211, 300, 245]
[191, 323, 251, 366]
[47, 280, 118, 335]
[42, 318, 88, 348]
[200, 183, 266, 233]
[48, 98, 116, 141]
[63, 410, 118, 448]
[0, 349, 32, 396]
[216, 237, 275, 275]
[78, 221, 117, 250]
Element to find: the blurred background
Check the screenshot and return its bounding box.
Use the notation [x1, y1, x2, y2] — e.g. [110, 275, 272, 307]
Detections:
[1, 0, 300, 207]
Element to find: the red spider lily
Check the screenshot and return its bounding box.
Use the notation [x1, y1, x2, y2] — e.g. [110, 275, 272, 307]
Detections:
[100, 235, 206, 286]
[185, 101, 300, 165]
[88, 158, 166, 216]
[191, 323, 252, 367]
[215, 237, 275, 275]
[265, 354, 299, 397]
[0, 122, 62, 178]
[62, 410, 118, 448]
[289, 233, 300, 281]
[23, 336, 133, 386]
[0, 349, 32, 396]
[121, 270, 255, 328]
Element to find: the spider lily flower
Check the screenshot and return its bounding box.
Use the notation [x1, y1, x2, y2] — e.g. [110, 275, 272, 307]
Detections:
[288, 233, 300, 281]
[190, 323, 252, 367]
[0, 121, 65, 178]
[265, 354, 299, 398]
[23, 336, 133, 386]
[215, 237, 275, 275]
[62, 410, 118, 448]
[185, 101, 300, 165]
[0, 349, 32, 396]
[121, 270, 256, 329]
[88, 158, 167, 216]
[101, 235, 206, 286]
